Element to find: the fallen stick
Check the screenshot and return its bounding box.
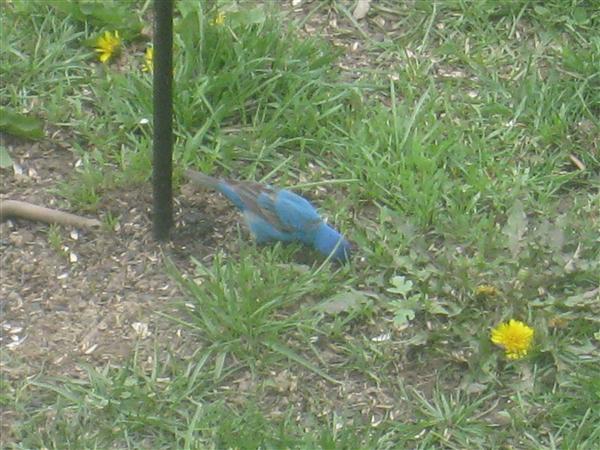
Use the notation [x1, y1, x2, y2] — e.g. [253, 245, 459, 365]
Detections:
[0, 199, 101, 229]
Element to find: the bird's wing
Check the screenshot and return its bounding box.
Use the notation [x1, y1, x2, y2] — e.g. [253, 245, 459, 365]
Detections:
[225, 181, 322, 234]
[260, 189, 322, 233]
[228, 181, 291, 231]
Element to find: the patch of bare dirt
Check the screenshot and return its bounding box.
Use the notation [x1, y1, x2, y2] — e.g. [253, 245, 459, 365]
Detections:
[0, 133, 238, 390]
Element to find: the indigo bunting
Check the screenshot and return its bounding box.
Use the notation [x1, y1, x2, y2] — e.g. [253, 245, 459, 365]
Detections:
[185, 169, 352, 262]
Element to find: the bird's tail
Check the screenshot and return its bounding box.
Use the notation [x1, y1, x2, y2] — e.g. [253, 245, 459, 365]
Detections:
[184, 169, 221, 190]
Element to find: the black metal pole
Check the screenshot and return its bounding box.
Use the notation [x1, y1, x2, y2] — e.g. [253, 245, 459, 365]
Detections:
[152, 0, 173, 240]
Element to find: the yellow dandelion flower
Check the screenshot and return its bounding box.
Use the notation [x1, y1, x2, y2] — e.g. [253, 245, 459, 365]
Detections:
[95, 30, 121, 63]
[475, 285, 499, 297]
[491, 319, 534, 360]
[212, 11, 226, 26]
[142, 46, 153, 72]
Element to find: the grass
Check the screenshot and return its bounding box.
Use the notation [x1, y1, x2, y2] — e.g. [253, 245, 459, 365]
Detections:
[2, 0, 599, 448]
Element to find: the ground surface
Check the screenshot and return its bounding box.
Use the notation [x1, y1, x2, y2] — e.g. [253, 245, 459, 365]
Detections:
[2, 1, 599, 449]
[1, 0, 385, 384]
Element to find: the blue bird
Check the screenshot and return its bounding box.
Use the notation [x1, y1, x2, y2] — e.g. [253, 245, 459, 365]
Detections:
[185, 169, 352, 262]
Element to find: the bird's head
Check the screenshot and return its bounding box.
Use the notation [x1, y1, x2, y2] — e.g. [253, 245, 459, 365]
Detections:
[313, 223, 353, 263]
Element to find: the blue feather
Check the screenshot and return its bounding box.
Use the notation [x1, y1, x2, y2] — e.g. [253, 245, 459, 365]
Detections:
[185, 169, 352, 262]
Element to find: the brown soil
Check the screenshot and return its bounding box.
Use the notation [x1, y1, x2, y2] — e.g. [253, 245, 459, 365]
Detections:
[0, 133, 246, 382]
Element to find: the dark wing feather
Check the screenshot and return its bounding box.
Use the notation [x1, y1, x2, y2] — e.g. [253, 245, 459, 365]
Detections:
[227, 181, 292, 232]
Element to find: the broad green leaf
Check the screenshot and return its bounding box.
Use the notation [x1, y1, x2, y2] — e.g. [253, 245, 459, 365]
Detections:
[391, 300, 416, 327]
[503, 199, 528, 258]
[572, 7, 589, 24]
[228, 7, 266, 27]
[0, 146, 13, 168]
[316, 289, 371, 315]
[425, 298, 451, 316]
[47, 0, 142, 37]
[0, 108, 44, 139]
[426, 297, 463, 317]
[177, 10, 202, 50]
[387, 275, 413, 297]
[563, 291, 600, 308]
